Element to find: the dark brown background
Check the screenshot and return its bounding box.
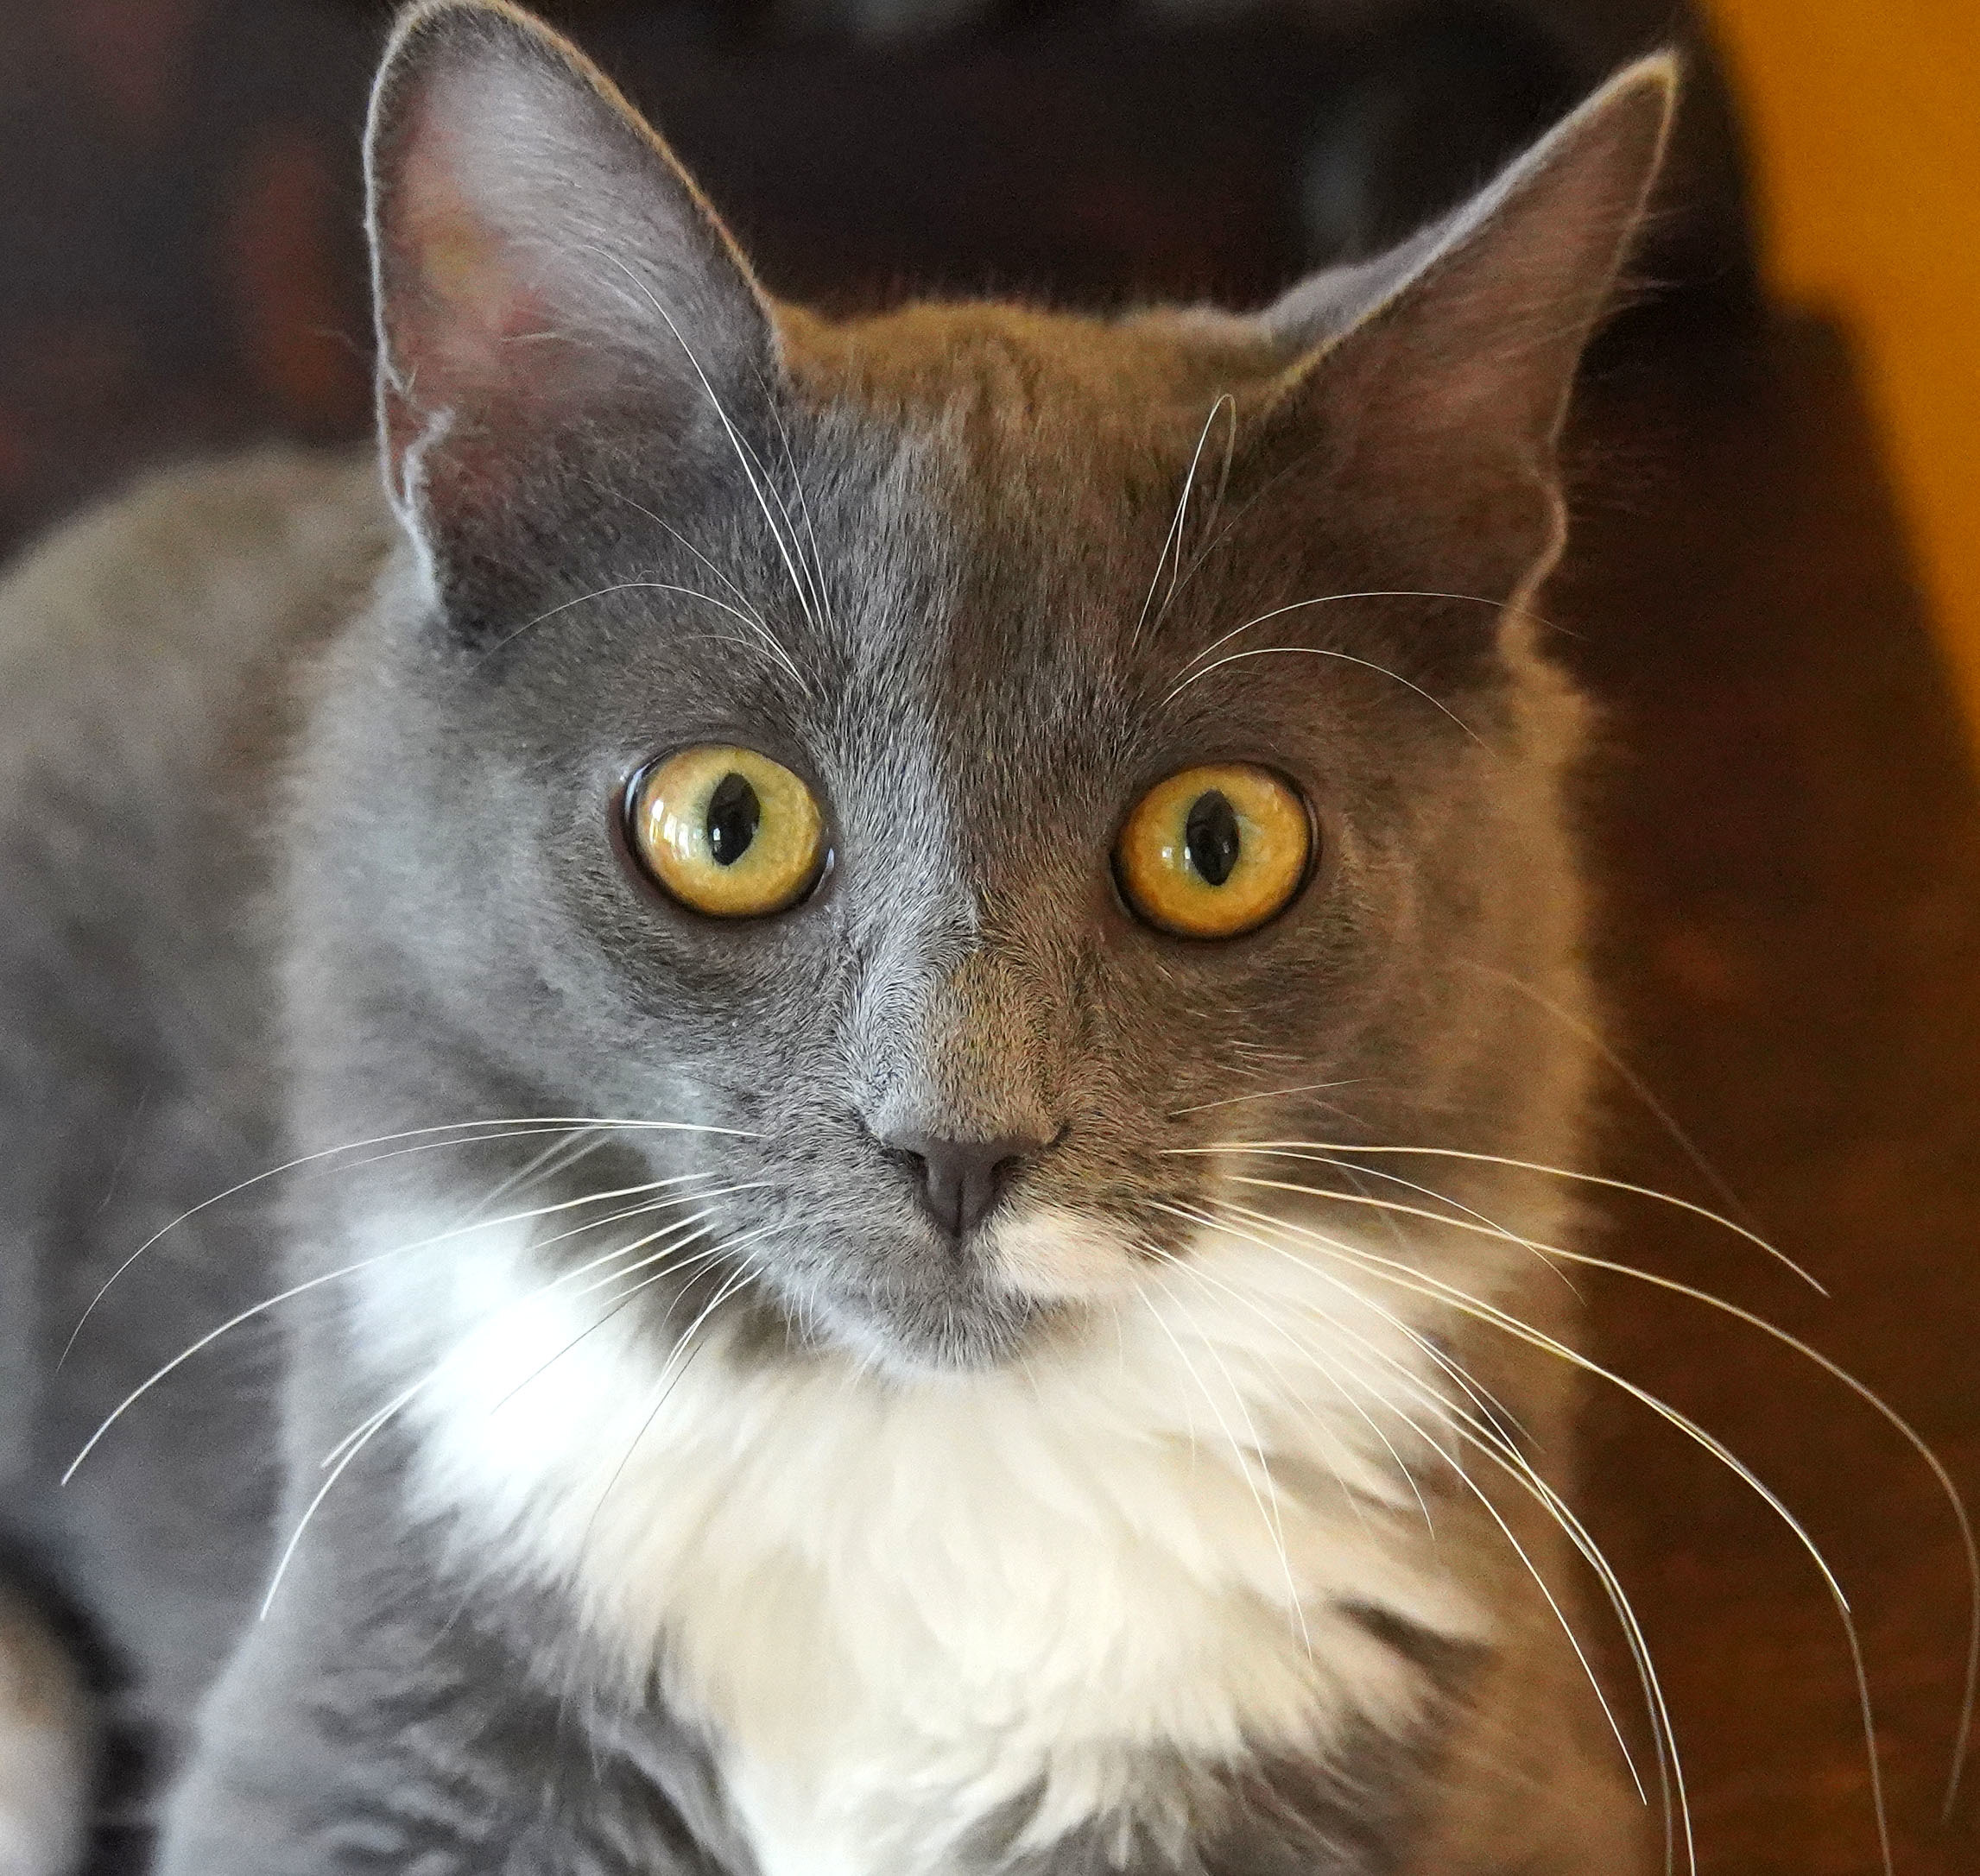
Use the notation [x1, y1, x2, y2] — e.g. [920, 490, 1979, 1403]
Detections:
[3, 3, 1975, 1870]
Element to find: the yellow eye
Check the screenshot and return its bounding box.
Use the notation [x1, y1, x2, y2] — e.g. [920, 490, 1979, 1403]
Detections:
[1114, 763, 1313, 939]
[629, 745, 826, 918]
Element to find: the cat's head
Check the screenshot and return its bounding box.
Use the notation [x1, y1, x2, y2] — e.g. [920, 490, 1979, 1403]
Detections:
[307, 0, 1672, 1371]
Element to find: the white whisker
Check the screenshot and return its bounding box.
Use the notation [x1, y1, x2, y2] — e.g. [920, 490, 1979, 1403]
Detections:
[594, 482, 775, 635]
[600, 255, 820, 685]
[1170, 1140, 1825, 1292]
[1237, 1168, 1976, 1816]
[578, 1242, 772, 1547]
[269, 1241, 718, 1620]
[315, 1191, 763, 1472]
[487, 580, 794, 673]
[471, 1123, 608, 1216]
[1166, 1078, 1363, 1118]
[1211, 1193, 1895, 1876]
[1143, 1226, 1420, 1540]
[1239, 1154, 1583, 1295]
[261, 1395, 408, 1620]
[762, 381, 839, 643]
[1455, 959, 1762, 1239]
[1182, 1200, 1692, 1861]
[61, 1115, 756, 1360]
[1164, 644, 1483, 743]
[63, 1172, 732, 1482]
[1139, 1255, 1314, 1657]
[485, 1234, 740, 1418]
[1132, 394, 1235, 649]
[273, 1185, 784, 1618]
[1172, 589, 1552, 691]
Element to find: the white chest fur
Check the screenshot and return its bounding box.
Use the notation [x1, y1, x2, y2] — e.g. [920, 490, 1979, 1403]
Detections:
[351, 1212, 1481, 1874]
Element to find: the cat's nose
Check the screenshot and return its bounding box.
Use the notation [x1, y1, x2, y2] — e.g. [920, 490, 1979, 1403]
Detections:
[879, 1127, 1051, 1241]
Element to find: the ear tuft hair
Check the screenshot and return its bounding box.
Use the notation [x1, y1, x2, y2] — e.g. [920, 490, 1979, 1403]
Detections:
[364, 0, 775, 561]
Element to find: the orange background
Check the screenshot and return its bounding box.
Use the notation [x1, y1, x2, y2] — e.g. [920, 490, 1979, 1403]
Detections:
[1701, 1, 1980, 747]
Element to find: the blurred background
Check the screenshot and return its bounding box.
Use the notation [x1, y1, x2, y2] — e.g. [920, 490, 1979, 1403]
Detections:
[1, 2, 1974, 1870]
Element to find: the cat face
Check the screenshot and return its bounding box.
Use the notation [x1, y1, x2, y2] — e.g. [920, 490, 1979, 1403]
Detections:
[313, 0, 1670, 1370]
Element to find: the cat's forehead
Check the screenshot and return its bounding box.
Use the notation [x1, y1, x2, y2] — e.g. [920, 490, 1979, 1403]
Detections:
[636, 300, 1332, 821]
[782, 300, 1287, 465]
[762, 299, 1299, 698]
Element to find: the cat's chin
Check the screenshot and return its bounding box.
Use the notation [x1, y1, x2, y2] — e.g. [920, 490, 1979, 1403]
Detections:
[799, 1285, 1059, 1381]
[772, 1204, 1153, 1380]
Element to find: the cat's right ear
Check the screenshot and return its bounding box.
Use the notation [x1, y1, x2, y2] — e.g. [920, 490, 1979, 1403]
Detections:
[364, 0, 776, 578]
[1251, 55, 1675, 610]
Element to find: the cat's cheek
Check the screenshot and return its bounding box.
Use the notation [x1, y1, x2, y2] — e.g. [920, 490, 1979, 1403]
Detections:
[987, 1206, 1142, 1303]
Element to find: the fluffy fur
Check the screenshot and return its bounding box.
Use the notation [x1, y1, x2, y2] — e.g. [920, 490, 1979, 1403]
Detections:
[0, 3, 1674, 1871]
[357, 1208, 1480, 1873]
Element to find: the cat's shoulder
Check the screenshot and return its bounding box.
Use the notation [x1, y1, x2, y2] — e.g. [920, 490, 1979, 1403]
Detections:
[0, 446, 390, 722]
[0, 447, 394, 971]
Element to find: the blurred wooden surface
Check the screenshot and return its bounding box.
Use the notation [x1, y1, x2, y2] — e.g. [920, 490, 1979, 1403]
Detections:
[1561, 306, 1980, 1873]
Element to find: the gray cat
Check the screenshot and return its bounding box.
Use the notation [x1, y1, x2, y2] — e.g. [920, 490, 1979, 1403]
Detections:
[0, 2, 1676, 1869]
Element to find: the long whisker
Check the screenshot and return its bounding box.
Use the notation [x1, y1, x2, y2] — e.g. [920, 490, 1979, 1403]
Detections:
[601, 255, 821, 680]
[734, 392, 829, 647]
[1156, 1197, 1674, 1849]
[1322, 1158, 1540, 1454]
[1179, 1200, 1686, 1870]
[315, 1230, 736, 1492]
[314, 1191, 766, 1471]
[1133, 394, 1236, 649]
[484, 1232, 743, 1418]
[1166, 1079, 1363, 1118]
[577, 1243, 772, 1551]
[1163, 645, 1483, 744]
[1169, 1141, 1825, 1292]
[63, 1172, 730, 1482]
[261, 1388, 416, 1619]
[1175, 1212, 1673, 1848]
[471, 1123, 608, 1216]
[1139, 1257, 1313, 1656]
[1173, 590, 1553, 691]
[1165, 1197, 1536, 1525]
[761, 382, 839, 645]
[1432, 1410, 1679, 1862]
[486, 580, 800, 677]
[593, 483, 774, 635]
[1215, 1193, 1896, 1876]
[1161, 401, 1239, 618]
[267, 1210, 762, 1617]
[1242, 1154, 1585, 1296]
[1142, 1229, 1429, 1541]
[268, 1235, 722, 1619]
[1454, 959, 1763, 1239]
[61, 1115, 756, 1359]
[1230, 1169, 1977, 1816]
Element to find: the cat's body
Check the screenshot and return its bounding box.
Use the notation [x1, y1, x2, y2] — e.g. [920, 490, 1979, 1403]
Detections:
[0, 5, 1674, 1871]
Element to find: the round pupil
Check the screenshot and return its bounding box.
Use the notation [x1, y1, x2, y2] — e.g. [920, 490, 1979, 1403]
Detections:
[705, 773, 762, 866]
[1184, 790, 1241, 887]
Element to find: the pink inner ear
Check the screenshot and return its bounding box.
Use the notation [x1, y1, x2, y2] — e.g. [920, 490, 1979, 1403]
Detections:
[395, 117, 551, 401]
[370, 27, 775, 524]
[380, 85, 579, 503]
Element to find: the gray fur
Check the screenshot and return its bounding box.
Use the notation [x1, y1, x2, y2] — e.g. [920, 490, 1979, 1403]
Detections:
[0, 4, 1673, 1871]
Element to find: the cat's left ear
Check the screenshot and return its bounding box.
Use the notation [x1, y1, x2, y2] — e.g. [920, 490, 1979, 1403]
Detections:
[1259, 54, 1677, 600]
[364, 0, 776, 567]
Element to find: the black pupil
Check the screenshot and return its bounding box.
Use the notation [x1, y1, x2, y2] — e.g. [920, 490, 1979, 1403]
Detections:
[1185, 790, 1242, 887]
[705, 773, 762, 866]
